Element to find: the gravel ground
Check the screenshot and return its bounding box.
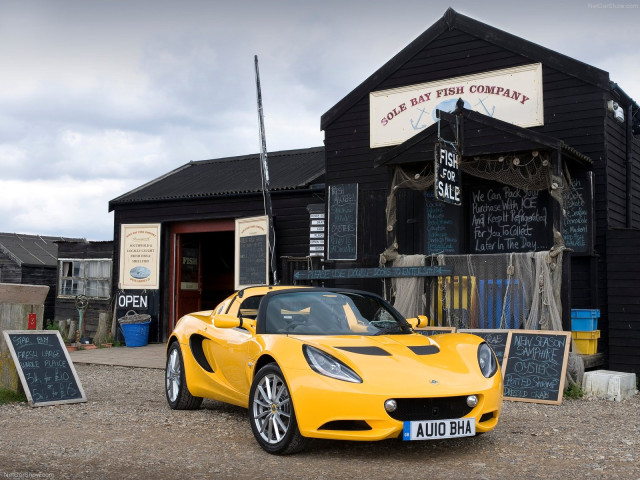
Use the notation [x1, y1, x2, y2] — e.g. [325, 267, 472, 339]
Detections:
[0, 364, 639, 480]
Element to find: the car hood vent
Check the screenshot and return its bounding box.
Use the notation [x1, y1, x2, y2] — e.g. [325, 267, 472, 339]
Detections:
[336, 346, 391, 356]
[407, 345, 440, 355]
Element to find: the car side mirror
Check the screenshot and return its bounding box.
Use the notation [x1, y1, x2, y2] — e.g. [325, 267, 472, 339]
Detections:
[213, 314, 257, 334]
[213, 314, 241, 329]
[406, 315, 430, 329]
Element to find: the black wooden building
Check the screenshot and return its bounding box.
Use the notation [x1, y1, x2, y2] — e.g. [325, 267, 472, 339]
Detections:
[108, 147, 325, 343]
[319, 8, 639, 374]
[0, 233, 82, 324]
[109, 9, 639, 374]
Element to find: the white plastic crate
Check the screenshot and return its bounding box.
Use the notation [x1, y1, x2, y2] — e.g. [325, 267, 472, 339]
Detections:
[582, 370, 638, 401]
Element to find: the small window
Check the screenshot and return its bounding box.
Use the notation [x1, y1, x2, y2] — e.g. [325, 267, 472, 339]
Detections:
[58, 259, 112, 299]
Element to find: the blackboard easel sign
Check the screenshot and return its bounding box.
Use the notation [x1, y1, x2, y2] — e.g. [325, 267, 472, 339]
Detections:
[459, 329, 511, 366]
[3, 330, 87, 407]
[501, 330, 571, 405]
[327, 183, 358, 260]
[235, 216, 269, 289]
[415, 326, 456, 337]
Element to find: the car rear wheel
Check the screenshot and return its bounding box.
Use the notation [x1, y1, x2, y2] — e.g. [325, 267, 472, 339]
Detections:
[165, 342, 203, 410]
[249, 363, 308, 455]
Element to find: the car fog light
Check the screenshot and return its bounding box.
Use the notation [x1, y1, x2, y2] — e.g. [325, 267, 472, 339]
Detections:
[384, 399, 397, 412]
[466, 395, 478, 408]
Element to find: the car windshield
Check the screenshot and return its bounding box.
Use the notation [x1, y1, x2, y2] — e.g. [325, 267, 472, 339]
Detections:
[262, 291, 410, 335]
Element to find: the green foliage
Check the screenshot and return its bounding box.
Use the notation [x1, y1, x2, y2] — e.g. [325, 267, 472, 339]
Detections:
[0, 387, 27, 404]
[45, 320, 59, 331]
[564, 382, 584, 399]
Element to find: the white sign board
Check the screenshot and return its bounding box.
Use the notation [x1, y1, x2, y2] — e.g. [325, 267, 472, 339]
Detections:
[119, 224, 161, 289]
[370, 63, 543, 148]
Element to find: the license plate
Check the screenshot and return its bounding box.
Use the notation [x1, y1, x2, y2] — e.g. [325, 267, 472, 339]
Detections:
[402, 418, 475, 441]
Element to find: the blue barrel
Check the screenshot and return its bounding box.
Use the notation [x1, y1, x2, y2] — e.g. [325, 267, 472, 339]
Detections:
[121, 320, 151, 347]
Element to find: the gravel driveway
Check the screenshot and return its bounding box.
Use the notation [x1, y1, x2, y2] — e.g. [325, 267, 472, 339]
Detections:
[1, 364, 638, 480]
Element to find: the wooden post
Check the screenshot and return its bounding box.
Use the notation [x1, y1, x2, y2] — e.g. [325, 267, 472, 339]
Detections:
[553, 148, 564, 242]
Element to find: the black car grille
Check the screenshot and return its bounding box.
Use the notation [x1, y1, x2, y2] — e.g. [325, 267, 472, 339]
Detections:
[387, 396, 473, 421]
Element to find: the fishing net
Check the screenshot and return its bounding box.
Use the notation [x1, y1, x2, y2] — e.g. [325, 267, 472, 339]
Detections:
[381, 148, 572, 332]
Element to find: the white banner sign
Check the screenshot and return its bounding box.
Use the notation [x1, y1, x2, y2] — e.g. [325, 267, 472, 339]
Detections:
[370, 63, 543, 148]
[119, 224, 161, 289]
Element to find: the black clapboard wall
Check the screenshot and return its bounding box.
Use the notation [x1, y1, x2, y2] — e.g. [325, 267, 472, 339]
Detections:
[501, 330, 571, 405]
[3, 330, 87, 407]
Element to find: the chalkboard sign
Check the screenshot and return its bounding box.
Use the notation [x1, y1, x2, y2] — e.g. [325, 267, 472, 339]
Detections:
[562, 171, 593, 254]
[459, 329, 510, 365]
[235, 216, 269, 289]
[328, 183, 358, 260]
[424, 190, 462, 254]
[415, 326, 456, 336]
[501, 330, 571, 405]
[238, 234, 268, 286]
[470, 185, 551, 253]
[3, 330, 86, 407]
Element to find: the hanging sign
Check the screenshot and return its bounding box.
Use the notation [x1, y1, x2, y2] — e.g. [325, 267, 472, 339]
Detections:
[119, 224, 161, 289]
[434, 143, 462, 205]
[370, 63, 543, 148]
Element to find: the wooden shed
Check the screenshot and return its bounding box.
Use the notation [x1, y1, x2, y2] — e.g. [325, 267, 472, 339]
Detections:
[319, 8, 639, 374]
[0, 233, 83, 325]
[53, 240, 114, 339]
[108, 147, 325, 342]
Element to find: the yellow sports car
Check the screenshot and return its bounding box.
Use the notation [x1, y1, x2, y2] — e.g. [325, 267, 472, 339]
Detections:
[165, 286, 503, 454]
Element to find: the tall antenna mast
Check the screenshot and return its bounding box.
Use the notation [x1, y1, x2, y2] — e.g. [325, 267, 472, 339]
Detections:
[254, 55, 278, 285]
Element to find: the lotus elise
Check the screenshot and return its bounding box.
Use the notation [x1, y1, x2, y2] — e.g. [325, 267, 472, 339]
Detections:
[165, 286, 503, 454]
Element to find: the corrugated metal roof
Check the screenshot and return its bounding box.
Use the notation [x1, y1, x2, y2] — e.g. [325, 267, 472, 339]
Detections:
[0, 233, 84, 267]
[110, 146, 325, 208]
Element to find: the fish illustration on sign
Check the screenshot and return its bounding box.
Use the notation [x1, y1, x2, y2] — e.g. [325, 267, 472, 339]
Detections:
[130, 266, 151, 279]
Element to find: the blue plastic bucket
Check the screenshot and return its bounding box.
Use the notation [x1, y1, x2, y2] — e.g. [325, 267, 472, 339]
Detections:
[120, 320, 151, 347]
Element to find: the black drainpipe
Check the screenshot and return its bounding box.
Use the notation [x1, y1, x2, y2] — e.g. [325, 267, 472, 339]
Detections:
[626, 103, 633, 228]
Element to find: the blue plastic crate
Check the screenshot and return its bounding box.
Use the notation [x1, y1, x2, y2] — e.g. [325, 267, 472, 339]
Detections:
[571, 309, 600, 319]
[571, 309, 599, 331]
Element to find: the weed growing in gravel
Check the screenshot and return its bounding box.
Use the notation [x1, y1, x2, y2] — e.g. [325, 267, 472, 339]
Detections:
[0, 387, 26, 404]
[564, 383, 584, 399]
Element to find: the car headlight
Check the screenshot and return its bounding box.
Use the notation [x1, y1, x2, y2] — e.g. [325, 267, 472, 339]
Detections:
[477, 342, 498, 378]
[303, 345, 362, 383]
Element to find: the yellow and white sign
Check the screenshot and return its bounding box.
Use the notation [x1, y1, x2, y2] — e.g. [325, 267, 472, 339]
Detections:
[119, 224, 161, 289]
[370, 63, 543, 148]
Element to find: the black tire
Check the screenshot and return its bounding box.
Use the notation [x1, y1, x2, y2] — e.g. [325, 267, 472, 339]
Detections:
[165, 342, 203, 410]
[249, 363, 308, 455]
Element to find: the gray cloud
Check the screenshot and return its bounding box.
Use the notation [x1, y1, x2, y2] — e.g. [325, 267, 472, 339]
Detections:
[0, 0, 638, 240]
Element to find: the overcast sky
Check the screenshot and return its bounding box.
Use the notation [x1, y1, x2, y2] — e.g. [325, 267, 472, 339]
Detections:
[1, 0, 638, 240]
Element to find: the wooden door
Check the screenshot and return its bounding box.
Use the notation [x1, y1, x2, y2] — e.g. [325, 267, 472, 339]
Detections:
[177, 237, 202, 318]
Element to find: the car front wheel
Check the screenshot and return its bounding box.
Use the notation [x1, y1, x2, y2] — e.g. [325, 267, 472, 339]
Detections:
[249, 363, 308, 454]
[165, 342, 203, 410]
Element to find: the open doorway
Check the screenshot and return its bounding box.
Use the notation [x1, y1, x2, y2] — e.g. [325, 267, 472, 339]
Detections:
[176, 231, 235, 319]
[170, 220, 236, 332]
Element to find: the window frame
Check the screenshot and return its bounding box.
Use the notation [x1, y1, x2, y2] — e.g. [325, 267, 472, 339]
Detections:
[58, 258, 113, 300]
